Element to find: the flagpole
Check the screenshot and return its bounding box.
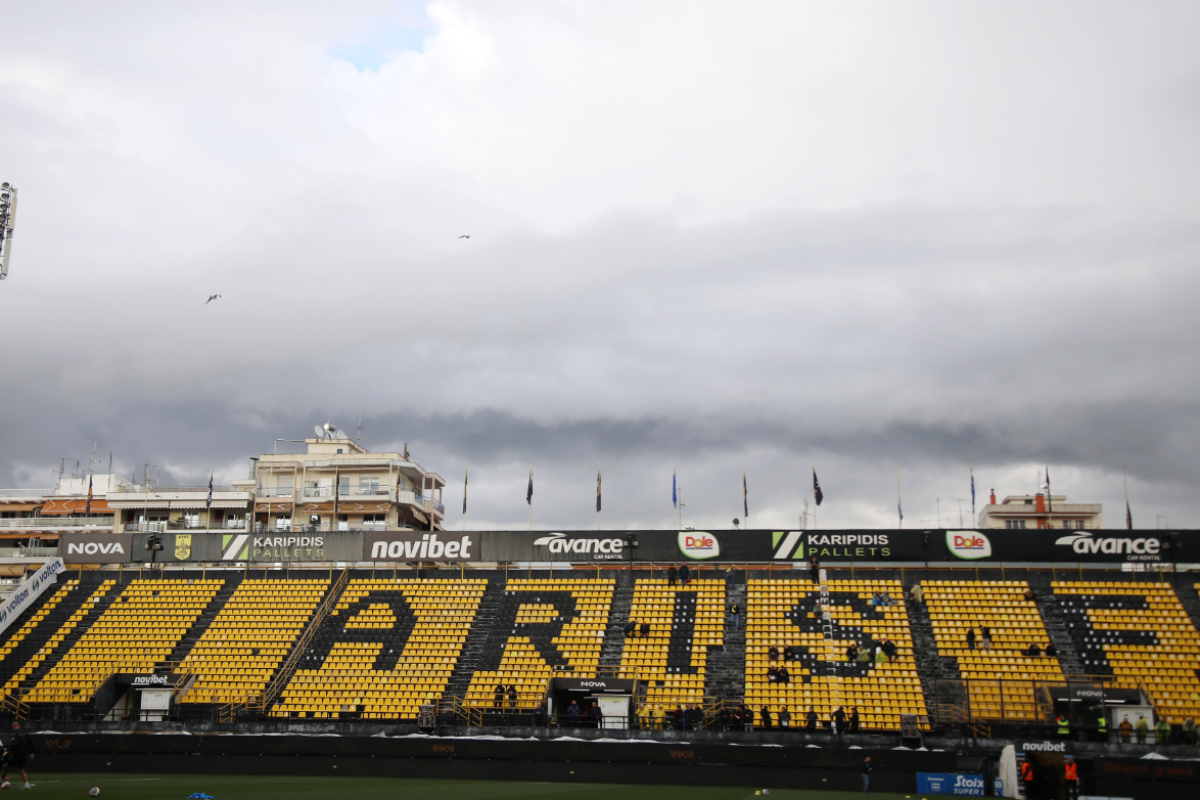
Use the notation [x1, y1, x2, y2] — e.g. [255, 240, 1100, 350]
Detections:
[597, 464, 601, 531]
[812, 465, 817, 530]
[528, 466, 533, 532]
[1123, 464, 1132, 530]
[462, 467, 468, 532]
[896, 466, 903, 528]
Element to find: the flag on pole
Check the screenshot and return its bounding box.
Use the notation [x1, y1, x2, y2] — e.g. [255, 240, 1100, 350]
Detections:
[743, 470, 748, 520]
[898, 501, 903, 523]
[526, 467, 533, 505]
[463, 468, 468, 514]
[970, 467, 976, 520]
[672, 467, 677, 508]
[1045, 466, 1052, 514]
[206, 470, 214, 510]
[85, 473, 94, 515]
[812, 468, 824, 506]
[1123, 465, 1132, 530]
[596, 466, 602, 513]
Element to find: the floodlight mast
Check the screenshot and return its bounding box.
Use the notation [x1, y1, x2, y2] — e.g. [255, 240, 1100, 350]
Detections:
[0, 183, 17, 280]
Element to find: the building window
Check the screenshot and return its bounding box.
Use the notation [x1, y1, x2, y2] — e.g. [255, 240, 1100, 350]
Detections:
[1005, 520, 1027, 529]
[360, 477, 381, 494]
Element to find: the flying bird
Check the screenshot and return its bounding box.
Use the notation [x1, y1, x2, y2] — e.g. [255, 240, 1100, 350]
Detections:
[458, 234, 471, 239]
[205, 294, 221, 305]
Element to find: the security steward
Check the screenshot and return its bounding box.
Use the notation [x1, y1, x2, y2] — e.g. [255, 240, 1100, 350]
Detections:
[1057, 714, 1071, 740]
[1020, 758, 1035, 793]
[1096, 712, 1108, 742]
[1064, 756, 1079, 800]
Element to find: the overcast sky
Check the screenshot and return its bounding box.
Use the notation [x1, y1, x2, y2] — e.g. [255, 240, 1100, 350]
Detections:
[2, 1, 1199, 531]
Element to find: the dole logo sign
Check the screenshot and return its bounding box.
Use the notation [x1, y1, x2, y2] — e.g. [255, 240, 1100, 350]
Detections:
[678, 531, 720, 560]
[947, 530, 992, 560]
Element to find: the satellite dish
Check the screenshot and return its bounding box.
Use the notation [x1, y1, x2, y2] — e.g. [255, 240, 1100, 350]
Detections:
[314, 425, 325, 439]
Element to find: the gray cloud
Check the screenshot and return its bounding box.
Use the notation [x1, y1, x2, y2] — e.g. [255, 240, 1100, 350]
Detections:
[2, 2, 1198, 531]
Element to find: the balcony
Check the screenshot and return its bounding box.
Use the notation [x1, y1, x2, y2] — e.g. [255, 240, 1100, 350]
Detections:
[0, 516, 113, 529]
[253, 523, 416, 534]
[430, 499, 446, 514]
[0, 489, 54, 498]
[256, 487, 295, 498]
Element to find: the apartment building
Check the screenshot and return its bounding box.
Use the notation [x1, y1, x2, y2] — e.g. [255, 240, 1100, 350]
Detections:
[977, 491, 1103, 530]
[254, 434, 445, 532]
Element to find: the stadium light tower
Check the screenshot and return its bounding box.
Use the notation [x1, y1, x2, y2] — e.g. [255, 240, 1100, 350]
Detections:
[0, 182, 17, 280]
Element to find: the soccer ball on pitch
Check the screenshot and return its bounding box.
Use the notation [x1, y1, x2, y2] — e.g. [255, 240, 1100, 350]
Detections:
[762, 791, 770, 796]
[90, 789, 101, 797]
[1, 781, 10, 790]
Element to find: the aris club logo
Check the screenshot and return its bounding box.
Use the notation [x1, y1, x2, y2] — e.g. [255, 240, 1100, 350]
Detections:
[678, 531, 720, 560]
[947, 530, 992, 560]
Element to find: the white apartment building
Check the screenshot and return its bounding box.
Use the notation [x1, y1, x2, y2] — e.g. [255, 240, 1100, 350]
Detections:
[977, 491, 1103, 530]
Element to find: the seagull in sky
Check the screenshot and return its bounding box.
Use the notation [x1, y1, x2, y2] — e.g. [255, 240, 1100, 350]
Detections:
[205, 294, 221, 305]
[458, 234, 471, 239]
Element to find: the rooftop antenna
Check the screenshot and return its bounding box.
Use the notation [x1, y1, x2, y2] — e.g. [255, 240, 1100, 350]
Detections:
[0, 182, 17, 281]
[314, 424, 326, 440]
[357, 415, 367, 446]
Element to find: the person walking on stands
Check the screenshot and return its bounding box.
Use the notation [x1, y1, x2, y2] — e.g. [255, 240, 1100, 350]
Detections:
[779, 705, 791, 728]
[623, 618, 637, 638]
[506, 684, 519, 712]
[861, 757, 872, 793]
[1, 722, 34, 790]
[809, 557, 820, 584]
[729, 602, 740, 630]
[966, 627, 976, 651]
[639, 620, 650, 638]
[980, 625, 992, 650]
[849, 707, 860, 732]
[910, 583, 923, 604]
[667, 565, 678, 586]
[760, 705, 772, 729]
[679, 563, 690, 586]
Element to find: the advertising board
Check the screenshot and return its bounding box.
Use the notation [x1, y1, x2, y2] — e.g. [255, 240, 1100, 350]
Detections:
[916, 773, 985, 796]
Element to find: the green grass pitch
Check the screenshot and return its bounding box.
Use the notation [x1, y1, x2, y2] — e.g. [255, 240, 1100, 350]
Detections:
[10, 774, 923, 800]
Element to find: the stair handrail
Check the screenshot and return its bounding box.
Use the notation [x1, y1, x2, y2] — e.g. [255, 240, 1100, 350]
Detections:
[251, 567, 350, 714]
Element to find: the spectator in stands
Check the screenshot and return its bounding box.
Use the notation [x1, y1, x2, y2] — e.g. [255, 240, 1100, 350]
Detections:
[639, 620, 651, 638]
[760, 705, 773, 729]
[717, 706, 730, 731]
[875, 645, 888, 665]
[729, 602, 740, 630]
[833, 706, 847, 735]
[980, 626, 992, 650]
[1024, 587, 1035, 601]
[1181, 717, 1196, 745]
[691, 705, 705, 730]
[779, 705, 791, 728]
[849, 707, 861, 732]
[857, 645, 871, 664]
[1118, 716, 1133, 743]
[767, 665, 779, 683]
[1023, 642, 1041, 657]
[777, 666, 791, 684]
[868, 638, 880, 662]
[679, 563, 691, 586]
[768, 645, 780, 661]
[806, 706, 818, 730]
[846, 642, 859, 661]
[668, 565, 678, 586]
[673, 705, 684, 730]
[623, 619, 637, 638]
[809, 557, 820, 584]
[653, 706, 665, 730]
[493, 682, 505, 711]
[1, 722, 34, 791]
[869, 592, 881, 607]
[1135, 715, 1149, 744]
[1045, 642, 1058, 658]
[911, 583, 924, 604]
[879, 591, 893, 607]
[1155, 718, 1171, 746]
[534, 703, 546, 727]
[567, 700, 581, 727]
[966, 627, 976, 650]
[881, 638, 897, 662]
[507, 684, 519, 711]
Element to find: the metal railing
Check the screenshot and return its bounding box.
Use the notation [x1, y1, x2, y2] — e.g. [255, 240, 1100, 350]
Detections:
[301, 487, 395, 499]
[931, 676, 1142, 730]
[0, 517, 114, 528]
[166, 518, 248, 530]
[124, 522, 167, 533]
[0, 489, 53, 498]
[252, 523, 414, 533]
[256, 487, 294, 498]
